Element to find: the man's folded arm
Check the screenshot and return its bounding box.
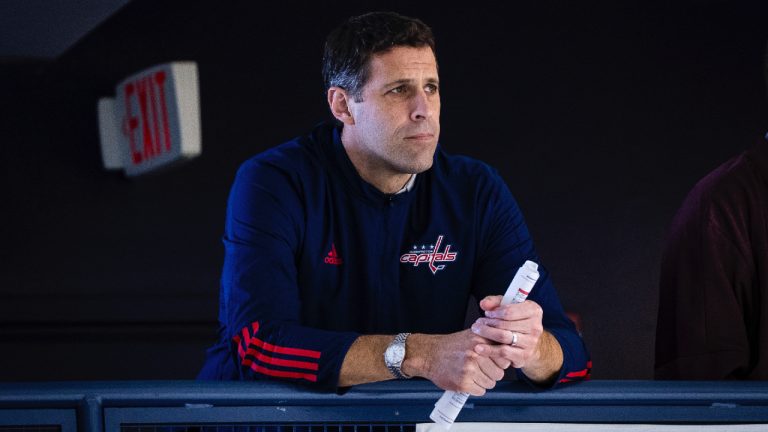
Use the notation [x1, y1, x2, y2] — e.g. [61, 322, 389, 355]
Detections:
[223, 160, 360, 390]
[471, 171, 591, 388]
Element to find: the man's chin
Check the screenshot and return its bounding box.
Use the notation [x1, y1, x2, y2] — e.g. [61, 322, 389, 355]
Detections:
[404, 159, 434, 175]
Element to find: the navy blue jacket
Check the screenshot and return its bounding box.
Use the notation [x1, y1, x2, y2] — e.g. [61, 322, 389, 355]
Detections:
[199, 122, 591, 390]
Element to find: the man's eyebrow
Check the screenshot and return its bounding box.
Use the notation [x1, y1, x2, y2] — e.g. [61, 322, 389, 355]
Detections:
[381, 77, 440, 88]
[381, 79, 412, 88]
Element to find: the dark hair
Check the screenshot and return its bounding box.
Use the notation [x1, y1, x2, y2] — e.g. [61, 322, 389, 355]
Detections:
[322, 11, 436, 102]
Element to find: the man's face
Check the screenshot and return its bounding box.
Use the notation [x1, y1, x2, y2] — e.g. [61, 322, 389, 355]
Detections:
[346, 46, 441, 176]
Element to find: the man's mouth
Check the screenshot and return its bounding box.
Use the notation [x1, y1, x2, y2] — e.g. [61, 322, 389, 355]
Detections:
[405, 133, 434, 140]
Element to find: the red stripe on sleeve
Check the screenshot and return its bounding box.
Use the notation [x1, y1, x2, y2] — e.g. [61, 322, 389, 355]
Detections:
[256, 337, 322, 359]
[566, 368, 589, 378]
[234, 322, 322, 359]
[243, 346, 319, 371]
[232, 322, 321, 382]
[233, 334, 246, 359]
[246, 362, 318, 382]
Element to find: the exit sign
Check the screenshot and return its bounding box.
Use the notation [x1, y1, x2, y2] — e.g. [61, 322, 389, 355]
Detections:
[98, 62, 201, 176]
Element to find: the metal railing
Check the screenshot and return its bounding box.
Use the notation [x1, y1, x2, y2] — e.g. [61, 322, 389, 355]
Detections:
[1, 380, 768, 432]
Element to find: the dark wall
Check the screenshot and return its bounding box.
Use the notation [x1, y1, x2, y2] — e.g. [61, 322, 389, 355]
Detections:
[2, 0, 767, 380]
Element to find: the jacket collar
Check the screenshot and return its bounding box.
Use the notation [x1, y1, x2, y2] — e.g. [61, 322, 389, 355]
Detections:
[318, 121, 419, 207]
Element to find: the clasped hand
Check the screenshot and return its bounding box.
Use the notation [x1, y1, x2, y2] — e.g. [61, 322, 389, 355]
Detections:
[472, 296, 545, 369]
[422, 296, 544, 396]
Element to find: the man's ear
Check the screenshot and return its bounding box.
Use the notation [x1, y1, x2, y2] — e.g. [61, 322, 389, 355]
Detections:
[327, 87, 355, 125]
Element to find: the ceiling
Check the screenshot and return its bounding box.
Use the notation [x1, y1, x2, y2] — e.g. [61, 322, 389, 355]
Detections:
[0, 0, 131, 60]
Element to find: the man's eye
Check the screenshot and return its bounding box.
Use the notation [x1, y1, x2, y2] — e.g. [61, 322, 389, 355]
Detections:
[425, 84, 439, 94]
[390, 86, 407, 94]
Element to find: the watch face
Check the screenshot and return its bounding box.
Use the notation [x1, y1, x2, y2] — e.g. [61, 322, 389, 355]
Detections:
[385, 344, 405, 364]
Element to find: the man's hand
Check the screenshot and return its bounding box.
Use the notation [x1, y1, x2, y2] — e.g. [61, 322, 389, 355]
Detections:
[402, 330, 507, 396]
[470, 295, 563, 384]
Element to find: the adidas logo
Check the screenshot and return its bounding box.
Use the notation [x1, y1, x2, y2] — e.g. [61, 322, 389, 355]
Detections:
[324, 243, 343, 265]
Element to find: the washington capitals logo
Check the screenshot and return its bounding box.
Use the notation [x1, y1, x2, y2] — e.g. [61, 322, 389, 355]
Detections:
[400, 235, 458, 275]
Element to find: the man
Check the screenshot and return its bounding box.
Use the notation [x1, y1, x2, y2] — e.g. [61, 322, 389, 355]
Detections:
[199, 12, 590, 393]
[655, 135, 768, 379]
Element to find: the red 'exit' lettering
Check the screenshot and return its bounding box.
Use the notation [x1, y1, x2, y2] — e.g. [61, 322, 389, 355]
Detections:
[122, 71, 171, 165]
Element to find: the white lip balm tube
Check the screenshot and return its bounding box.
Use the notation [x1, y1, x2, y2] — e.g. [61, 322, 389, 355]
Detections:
[429, 260, 540, 429]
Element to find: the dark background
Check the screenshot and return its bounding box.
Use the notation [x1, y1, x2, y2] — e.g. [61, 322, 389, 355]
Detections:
[2, 0, 767, 381]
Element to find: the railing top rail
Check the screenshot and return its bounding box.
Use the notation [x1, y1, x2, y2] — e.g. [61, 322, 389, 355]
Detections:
[1, 380, 768, 408]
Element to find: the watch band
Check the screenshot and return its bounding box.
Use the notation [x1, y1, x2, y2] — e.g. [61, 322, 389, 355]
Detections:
[386, 332, 412, 379]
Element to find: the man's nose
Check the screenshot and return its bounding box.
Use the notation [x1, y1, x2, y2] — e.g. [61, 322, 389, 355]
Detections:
[410, 90, 437, 121]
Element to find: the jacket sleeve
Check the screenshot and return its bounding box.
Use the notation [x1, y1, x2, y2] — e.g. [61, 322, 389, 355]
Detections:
[654, 188, 753, 379]
[221, 158, 359, 390]
[470, 169, 591, 387]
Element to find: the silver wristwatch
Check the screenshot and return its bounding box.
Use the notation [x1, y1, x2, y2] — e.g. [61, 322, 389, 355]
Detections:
[384, 332, 412, 379]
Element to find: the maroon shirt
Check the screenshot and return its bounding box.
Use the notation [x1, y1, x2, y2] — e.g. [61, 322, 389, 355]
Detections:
[656, 139, 768, 380]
